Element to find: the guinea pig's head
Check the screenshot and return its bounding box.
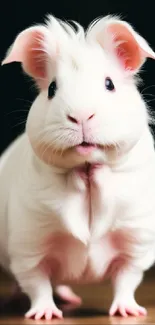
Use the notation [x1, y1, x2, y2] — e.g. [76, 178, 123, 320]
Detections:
[2, 15, 155, 168]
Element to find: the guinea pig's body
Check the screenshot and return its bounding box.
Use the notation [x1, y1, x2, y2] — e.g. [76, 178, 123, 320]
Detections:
[1, 14, 155, 319]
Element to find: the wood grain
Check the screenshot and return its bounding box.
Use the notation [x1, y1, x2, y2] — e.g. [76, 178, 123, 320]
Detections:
[0, 267, 155, 324]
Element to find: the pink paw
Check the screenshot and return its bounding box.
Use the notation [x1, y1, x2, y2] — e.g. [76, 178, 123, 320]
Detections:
[25, 300, 63, 320]
[109, 298, 147, 317]
[55, 285, 82, 305]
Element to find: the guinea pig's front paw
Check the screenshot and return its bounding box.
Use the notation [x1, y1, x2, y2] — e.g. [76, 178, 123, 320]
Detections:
[25, 299, 63, 320]
[109, 297, 147, 317]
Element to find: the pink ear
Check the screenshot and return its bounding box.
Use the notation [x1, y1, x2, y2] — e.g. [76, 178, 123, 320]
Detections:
[108, 22, 155, 72]
[2, 26, 55, 88]
[87, 16, 155, 74]
[108, 24, 142, 71]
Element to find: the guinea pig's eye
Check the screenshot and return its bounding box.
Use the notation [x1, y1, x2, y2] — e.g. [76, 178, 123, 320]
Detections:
[105, 77, 115, 91]
[48, 80, 57, 99]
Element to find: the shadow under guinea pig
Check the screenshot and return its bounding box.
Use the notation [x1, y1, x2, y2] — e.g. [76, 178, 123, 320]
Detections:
[0, 291, 107, 318]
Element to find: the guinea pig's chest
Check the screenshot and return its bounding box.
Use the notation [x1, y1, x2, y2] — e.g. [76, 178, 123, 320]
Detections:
[70, 163, 115, 235]
[40, 164, 118, 283]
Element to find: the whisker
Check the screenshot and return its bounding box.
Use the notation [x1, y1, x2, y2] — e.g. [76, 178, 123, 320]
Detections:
[16, 98, 33, 104]
[145, 98, 155, 103]
[141, 85, 155, 95]
[11, 120, 27, 130]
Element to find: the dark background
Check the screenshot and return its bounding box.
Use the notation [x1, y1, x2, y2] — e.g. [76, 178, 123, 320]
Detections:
[0, 0, 155, 154]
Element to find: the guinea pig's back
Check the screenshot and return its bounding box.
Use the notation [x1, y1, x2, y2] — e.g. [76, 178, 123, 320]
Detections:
[0, 132, 28, 269]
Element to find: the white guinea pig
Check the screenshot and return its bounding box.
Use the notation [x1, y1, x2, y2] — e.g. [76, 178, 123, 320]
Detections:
[1, 14, 155, 320]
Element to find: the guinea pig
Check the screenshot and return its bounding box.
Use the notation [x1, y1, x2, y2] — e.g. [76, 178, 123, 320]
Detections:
[1, 14, 155, 320]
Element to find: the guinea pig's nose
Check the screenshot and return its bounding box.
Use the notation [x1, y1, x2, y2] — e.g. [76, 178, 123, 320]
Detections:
[67, 113, 95, 124]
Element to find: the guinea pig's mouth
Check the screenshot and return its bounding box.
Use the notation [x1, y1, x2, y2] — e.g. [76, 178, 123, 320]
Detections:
[75, 142, 97, 155]
[80, 141, 95, 147]
[74, 141, 116, 156]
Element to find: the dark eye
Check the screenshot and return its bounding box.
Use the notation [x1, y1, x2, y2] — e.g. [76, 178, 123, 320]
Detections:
[105, 77, 115, 91]
[48, 80, 57, 99]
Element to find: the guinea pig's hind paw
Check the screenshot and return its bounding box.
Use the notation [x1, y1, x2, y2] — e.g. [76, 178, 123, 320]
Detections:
[55, 285, 82, 305]
[109, 298, 147, 317]
[25, 300, 63, 320]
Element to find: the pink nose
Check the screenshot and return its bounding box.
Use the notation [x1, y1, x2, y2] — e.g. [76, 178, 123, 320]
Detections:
[67, 114, 95, 124]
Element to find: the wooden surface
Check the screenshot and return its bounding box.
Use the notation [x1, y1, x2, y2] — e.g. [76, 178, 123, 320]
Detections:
[0, 268, 155, 324]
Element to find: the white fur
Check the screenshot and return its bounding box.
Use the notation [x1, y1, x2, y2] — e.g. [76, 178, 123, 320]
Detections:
[1, 15, 155, 319]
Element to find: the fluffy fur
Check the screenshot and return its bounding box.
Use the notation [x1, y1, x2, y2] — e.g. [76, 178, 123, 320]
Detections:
[1, 14, 155, 319]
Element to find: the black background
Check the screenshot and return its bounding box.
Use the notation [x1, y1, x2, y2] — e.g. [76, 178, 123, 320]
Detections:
[0, 0, 155, 154]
